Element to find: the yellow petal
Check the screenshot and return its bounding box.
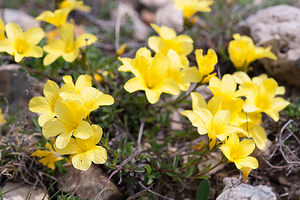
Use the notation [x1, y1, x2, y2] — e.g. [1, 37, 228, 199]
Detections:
[56, 131, 73, 149]
[0, 39, 14, 54]
[272, 97, 290, 112]
[236, 156, 258, 169]
[14, 54, 24, 63]
[60, 23, 74, 43]
[155, 79, 180, 95]
[219, 144, 231, 160]
[62, 49, 79, 62]
[90, 124, 103, 145]
[118, 57, 133, 72]
[5, 23, 23, 42]
[213, 110, 231, 131]
[44, 80, 60, 102]
[221, 74, 237, 97]
[124, 77, 145, 93]
[73, 120, 93, 139]
[24, 27, 45, 45]
[76, 33, 97, 48]
[44, 53, 61, 65]
[191, 92, 207, 111]
[233, 71, 251, 84]
[145, 89, 162, 104]
[38, 113, 55, 127]
[194, 108, 213, 129]
[44, 39, 65, 53]
[29, 96, 51, 113]
[238, 139, 255, 157]
[250, 125, 267, 150]
[54, 138, 81, 155]
[88, 146, 107, 164]
[72, 152, 92, 171]
[25, 46, 43, 58]
[75, 74, 93, 93]
[181, 110, 205, 127]
[181, 67, 201, 83]
[148, 36, 161, 53]
[42, 119, 65, 138]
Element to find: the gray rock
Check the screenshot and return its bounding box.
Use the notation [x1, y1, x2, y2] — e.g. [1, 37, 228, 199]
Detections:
[57, 165, 123, 200]
[2, 183, 48, 200]
[217, 177, 277, 200]
[3, 8, 40, 30]
[139, 0, 170, 7]
[0, 64, 43, 113]
[240, 5, 300, 87]
[155, 2, 184, 32]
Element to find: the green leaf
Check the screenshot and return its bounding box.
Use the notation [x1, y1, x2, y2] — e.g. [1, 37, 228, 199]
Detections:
[172, 154, 179, 168]
[196, 179, 210, 200]
[145, 164, 152, 174]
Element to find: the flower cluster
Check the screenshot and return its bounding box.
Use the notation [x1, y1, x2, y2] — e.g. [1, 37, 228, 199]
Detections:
[119, 24, 218, 104]
[228, 34, 277, 71]
[30, 74, 114, 170]
[0, 18, 44, 62]
[182, 72, 289, 177]
[172, 0, 214, 19]
[36, 0, 96, 65]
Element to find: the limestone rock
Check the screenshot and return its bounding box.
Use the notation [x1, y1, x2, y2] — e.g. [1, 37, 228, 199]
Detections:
[155, 2, 183, 32]
[2, 183, 48, 200]
[57, 165, 123, 200]
[197, 151, 226, 175]
[3, 9, 40, 30]
[240, 5, 300, 87]
[0, 65, 43, 113]
[116, 2, 150, 41]
[139, 0, 170, 7]
[217, 177, 277, 200]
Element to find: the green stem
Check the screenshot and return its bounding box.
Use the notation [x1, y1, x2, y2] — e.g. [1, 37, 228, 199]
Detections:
[167, 81, 203, 107]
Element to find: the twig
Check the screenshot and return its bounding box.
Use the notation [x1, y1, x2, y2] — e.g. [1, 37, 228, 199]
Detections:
[279, 120, 300, 165]
[115, 4, 122, 51]
[138, 181, 174, 200]
[78, 11, 115, 30]
[102, 150, 141, 194]
[137, 119, 145, 152]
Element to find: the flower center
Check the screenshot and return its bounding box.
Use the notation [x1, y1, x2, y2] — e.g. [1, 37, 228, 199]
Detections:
[14, 38, 29, 54]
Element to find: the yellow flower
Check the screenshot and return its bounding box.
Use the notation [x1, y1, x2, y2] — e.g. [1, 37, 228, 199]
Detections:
[116, 43, 127, 57]
[60, 0, 91, 13]
[182, 49, 218, 84]
[233, 71, 285, 95]
[31, 143, 63, 170]
[208, 74, 238, 103]
[228, 34, 277, 71]
[29, 80, 61, 127]
[166, 49, 200, 91]
[181, 92, 237, 148]
[236, 77, 289, 122]
[55, 125, 107, 171]
[219, 133, 258, 170]
[148, 24, 193, 67]
[60, 87, 114, 117]
[61, 74, 92, 94]
[36, 8, 71, 28]
[43, 23, 97, 65]
[172, 0, 214, 19]
[0, 108, 6, 125]
[0, 18, 5, 40]
[209, 95, 267, 150]
[0, 23, 44, 62]
[42, 99, 92, 149]
[119, 47, 180, 104]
